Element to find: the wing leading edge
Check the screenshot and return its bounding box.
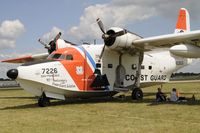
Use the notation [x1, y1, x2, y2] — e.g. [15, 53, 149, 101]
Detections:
[133, 30, 200, 50]
[1, 53, 49, 63]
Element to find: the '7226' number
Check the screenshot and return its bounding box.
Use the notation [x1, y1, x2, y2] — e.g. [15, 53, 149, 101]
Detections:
[42, 68, 58, 74]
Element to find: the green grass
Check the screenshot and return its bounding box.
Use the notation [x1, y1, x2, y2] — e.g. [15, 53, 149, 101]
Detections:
[1, 82, 200, 133]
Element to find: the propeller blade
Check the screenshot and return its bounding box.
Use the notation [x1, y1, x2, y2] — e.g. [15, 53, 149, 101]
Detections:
[99, 45, 106, 60]
[38, 39, 50, 49]
[53, 32, 62, 43]
[110, 30, 127, 38]
[97, 18, 106, 34]
[102, 30, 127, 41]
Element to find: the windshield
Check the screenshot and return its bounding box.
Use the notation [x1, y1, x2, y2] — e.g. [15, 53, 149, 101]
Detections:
[48, 53, 73, 61]
[48, 54, 62, 60]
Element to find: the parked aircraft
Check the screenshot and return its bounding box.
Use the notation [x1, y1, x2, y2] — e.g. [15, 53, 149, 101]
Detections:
[3, 8, 200, 106]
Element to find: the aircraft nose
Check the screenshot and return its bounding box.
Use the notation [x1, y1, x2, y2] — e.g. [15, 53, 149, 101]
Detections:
[7, 69, 18, 80]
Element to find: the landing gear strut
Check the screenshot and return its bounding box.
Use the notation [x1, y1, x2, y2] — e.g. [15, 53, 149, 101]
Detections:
[38, 93, 50, 107]
[131, 88, 143, 100]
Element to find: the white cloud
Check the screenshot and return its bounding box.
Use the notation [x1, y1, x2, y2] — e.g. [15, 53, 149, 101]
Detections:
[67, 0, 200, 42]
[67, 3, 156, 42]
[0, 39, 15, 49]
[0, 20, 25, 49]
[40, 27, 64, 44]
[0, 20, 25, 39]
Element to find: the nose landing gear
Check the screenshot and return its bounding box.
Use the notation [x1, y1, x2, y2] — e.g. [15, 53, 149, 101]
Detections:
[38, 93, 50, 107]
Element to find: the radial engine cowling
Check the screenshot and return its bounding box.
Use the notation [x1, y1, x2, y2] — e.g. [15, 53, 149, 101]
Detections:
[104, 27, 142, 51]
[170, 44, 200, 58]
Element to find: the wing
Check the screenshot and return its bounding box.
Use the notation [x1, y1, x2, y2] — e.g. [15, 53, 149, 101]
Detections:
[133, 30, 200, 51]
[1, 53, 49, 63]
[133, 8, 200, 50]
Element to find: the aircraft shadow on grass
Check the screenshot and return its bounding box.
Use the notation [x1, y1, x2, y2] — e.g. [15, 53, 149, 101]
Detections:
[1, 92, 200, 110]
[0, 96, 35, 100]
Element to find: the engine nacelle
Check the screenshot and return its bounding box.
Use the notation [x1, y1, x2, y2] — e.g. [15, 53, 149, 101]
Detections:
[56, 39, 72, 49]
[170, 44, 200, 58]
[104, 27, 142, 52]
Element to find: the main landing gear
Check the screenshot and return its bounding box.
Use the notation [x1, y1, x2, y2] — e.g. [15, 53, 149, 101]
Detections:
[38, 93, 50, 107]
[131, 88, 143, 100]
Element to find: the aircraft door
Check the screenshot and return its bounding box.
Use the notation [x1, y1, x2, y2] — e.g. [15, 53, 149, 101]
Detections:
[115, 64, 126, 87]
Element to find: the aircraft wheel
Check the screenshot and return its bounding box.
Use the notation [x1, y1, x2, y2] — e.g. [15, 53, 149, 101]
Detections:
[131, 88, 143, 100]
[38, 93, 50, 107]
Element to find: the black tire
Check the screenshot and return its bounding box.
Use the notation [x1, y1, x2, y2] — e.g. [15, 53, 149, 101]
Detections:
[38, 93, 50, 107]
[131, 88, 143, 100]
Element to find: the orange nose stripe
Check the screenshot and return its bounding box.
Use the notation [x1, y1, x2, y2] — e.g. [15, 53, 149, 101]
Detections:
[60, 47, 95, 91]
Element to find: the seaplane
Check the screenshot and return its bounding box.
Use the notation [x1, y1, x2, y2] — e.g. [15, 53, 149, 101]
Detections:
[3, 8, 200, 107]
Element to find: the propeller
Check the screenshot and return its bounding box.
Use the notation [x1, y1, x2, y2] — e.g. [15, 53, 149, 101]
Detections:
[96, 18, 127, 41]
[96, 18, 127, 60]
[38, 32, 62, 54]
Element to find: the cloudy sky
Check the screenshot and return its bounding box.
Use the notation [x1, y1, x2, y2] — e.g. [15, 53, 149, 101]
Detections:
[0, 0, 200, 78]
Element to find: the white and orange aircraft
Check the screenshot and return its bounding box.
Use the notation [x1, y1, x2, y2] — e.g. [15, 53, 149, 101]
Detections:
[2, 8, 200, 107]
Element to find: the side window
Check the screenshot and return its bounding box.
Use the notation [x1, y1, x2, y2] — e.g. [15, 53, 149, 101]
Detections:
[176, 60, 184, 65]
[141, 65, 145, 69]
[149, 66, 152, 70]
[66, 54, 73, 60]
[132, 64, 137, 70]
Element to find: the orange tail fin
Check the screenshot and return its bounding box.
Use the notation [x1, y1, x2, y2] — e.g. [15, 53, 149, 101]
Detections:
[175, 8, 190, 33]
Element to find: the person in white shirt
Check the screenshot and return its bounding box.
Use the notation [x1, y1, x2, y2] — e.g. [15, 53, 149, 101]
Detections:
[170, 88, 178, 102]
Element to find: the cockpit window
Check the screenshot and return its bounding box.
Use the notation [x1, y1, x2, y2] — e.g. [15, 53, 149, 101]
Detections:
[59, 54, 66, 60]
[48, 53, 73, 61]
[48, 54, 62, 59]
[66, 54, 73, 60]
[52, 54, 62, 59]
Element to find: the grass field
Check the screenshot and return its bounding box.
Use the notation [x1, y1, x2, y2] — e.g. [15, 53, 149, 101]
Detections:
[1, 82, 200, 133]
